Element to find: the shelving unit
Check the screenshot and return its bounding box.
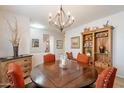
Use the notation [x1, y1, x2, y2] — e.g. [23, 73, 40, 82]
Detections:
[82, 26, 113, 70]
[82, 32, 94, 64]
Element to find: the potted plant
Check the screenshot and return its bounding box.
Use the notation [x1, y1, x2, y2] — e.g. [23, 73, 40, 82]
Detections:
[6, 17, 21, 57]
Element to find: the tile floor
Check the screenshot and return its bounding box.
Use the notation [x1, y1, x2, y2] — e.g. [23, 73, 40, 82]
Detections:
[113, 77, 124, 88]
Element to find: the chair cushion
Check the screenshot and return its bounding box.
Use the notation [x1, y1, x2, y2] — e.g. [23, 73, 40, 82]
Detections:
[7, 63, 25, 88]
[77, 53, 89, 64]
[43, 53, 56, 63]
[25, 82, 41, 88]
[96, 67, 117, 88]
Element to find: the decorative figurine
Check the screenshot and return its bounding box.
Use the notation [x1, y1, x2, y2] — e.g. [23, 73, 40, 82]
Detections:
[103, 20, 110, 27]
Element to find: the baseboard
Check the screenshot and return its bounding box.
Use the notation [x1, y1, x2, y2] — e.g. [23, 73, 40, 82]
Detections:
[117, 74, 124, 78]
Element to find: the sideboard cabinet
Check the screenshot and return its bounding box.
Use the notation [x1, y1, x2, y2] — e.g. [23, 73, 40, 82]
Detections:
[0, 55, 32, 85]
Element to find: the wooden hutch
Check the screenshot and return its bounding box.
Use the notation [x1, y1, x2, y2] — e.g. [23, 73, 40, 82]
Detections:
[82, 25, 113, 71]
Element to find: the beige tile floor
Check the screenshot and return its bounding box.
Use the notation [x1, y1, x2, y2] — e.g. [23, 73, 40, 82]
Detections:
[24, 77, 32, 85]
[113, 77, 124, 88]
[25, 76, 124, 88]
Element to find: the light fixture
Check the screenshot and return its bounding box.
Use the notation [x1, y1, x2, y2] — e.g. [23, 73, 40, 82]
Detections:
[30, 23, 45, 29]
[48, 5, 75, 32]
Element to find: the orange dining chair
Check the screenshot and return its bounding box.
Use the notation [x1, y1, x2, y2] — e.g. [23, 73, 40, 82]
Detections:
[96, 67, 117, 88]
[7, 63, 40, 88]
[76, 53, 89, 64]
[43, 53, 56, 63]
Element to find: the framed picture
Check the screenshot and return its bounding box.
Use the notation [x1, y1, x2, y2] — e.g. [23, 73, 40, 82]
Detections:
[32, 39, 39, 47]
[71, 36, 80, 49]
[56, 40, 63, 49]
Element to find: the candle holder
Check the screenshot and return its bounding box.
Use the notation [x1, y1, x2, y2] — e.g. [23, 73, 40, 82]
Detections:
[59, 55, 68, 69]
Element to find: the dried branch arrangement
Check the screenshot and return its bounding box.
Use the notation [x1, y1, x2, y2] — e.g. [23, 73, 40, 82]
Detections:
[6, 17, 21, 46]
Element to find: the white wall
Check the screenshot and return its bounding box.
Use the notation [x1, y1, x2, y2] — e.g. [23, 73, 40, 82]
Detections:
[0, 10, 30, 57]
[0, 10, 64, 67]
[30, 28, 64, 67]
[30, 28, 43, 53]
[65, 11, 124, 78]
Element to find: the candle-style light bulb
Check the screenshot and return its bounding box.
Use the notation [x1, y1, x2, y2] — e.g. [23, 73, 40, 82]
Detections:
[62, 22, 65, 26]
[49, 13, 52, 18]
[58, 10, 60, 14]
[49, 18, 51, 22]
[69, 20, 72, 24]
[72, 16, 74, 20]
[67, 11, 71, 16]
[54, 21, 57, 25]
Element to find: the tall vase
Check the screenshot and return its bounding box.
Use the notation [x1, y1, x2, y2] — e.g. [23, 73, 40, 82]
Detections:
[13, 46, 18, 57]
[99, 45, 105, 53]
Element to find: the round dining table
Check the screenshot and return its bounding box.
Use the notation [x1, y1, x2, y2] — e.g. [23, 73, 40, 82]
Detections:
[30, 60, 98, 88]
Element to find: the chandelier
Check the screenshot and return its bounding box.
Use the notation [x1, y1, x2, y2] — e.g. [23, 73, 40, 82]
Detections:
[48, 5, 75, 32]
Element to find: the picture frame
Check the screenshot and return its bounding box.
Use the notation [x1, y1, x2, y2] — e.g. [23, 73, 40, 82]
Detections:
[56, 40, 63, 49]
[71, 36, 80, 49]
[32, 39, 39, 47]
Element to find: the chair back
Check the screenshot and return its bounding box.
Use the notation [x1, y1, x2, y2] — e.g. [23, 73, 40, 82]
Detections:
[66, 52, 73, 60]
[43, 53, 56, 63]
[7, 63, 25, 88]
[96, 67, 117, 88]
[77, 53, 89, 64]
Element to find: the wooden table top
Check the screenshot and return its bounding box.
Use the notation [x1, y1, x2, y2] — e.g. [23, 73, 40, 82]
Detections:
[30, 60, 98, 88]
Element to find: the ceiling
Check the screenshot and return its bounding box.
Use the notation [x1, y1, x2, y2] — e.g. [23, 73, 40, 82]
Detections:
[0, 5, 124, 31]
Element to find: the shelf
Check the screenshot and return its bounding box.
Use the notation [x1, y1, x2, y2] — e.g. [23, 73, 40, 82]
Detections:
[83, 46, 93, 48]
[95, 52, 110, 55]
[83, 40, 92, 41]
[95, 63, 110, 69]
[95, 36, 108, 38]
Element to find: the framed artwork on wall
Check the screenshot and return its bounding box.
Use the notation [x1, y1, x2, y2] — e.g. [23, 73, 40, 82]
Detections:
[56, 40, 63, 49]
[32, 39, 39, 47]
[71, 36, 80, 49]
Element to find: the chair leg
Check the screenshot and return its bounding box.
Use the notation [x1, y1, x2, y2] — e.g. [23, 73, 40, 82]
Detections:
[25, 82, 42, 88]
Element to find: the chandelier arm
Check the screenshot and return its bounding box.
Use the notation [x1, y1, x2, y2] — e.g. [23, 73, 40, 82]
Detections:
[54, 24, 60, 30]
[65, 22, 73, 28]
[60, 8, 63, 26]
[50, 14, 60, 28]
[56, 6, 62, 29]
[54, 23, 61, 29]
[64, 21, 74, 28]
[64, 16, 71, 27]
[49, 20, 55, 25]
[58, 13, 62, 29]
[61, 6, 71, 28]
[49, 12, 58, 24]
[58, 8, 65, 30]
[50, 20, 60, 30]
[61, 9, 68, 30]
[56, 24, 62, 30]
[60, 8, 65, 28]
[61, 6, 66, 16]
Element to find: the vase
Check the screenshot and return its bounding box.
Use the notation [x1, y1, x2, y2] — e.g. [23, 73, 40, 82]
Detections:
[13, 46, 18, 57]
[99, 45, 105, 53]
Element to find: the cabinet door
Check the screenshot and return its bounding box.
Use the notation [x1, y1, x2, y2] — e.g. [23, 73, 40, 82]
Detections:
[16, 57, 32, 78]
[0, 61, 15, 84]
